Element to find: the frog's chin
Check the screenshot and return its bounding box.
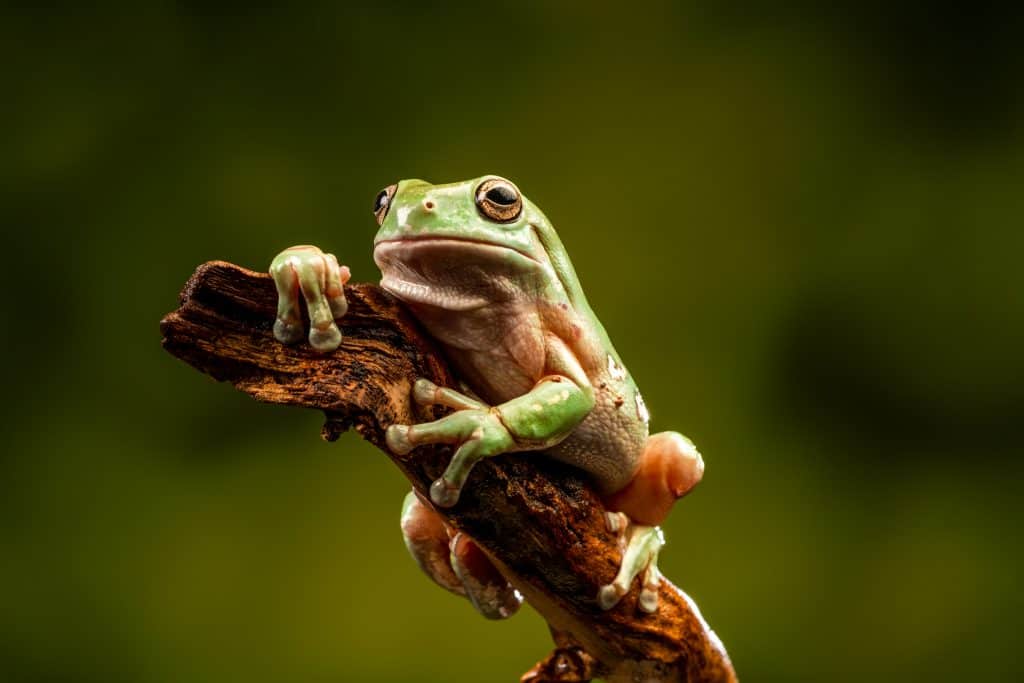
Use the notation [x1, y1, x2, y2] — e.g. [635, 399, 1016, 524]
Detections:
[379, 275, 490, 311]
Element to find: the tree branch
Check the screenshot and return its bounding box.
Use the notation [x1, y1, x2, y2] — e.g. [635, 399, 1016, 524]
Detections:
[160, 261, 737, 683]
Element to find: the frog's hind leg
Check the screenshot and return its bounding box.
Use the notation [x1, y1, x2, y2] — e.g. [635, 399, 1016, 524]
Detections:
[400, 490, 523, 620]
[597, 431, 705, 613]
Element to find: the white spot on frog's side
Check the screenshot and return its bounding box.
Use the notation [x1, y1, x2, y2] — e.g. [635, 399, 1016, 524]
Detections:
[546, 389, 572, 406]
[635, 392, 650, 423]
[607, 355, 626, 381]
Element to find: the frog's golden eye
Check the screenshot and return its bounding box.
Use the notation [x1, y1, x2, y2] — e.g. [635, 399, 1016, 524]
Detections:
[373, 184, 398, 226]
[475, 178, 522, 223]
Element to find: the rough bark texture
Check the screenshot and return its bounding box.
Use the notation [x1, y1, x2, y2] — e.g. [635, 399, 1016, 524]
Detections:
[160, 261, 737, 683]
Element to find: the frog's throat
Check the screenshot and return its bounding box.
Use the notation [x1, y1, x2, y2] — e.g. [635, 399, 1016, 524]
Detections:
[374, 238, 546, 312]
[379, 275, 491, 311]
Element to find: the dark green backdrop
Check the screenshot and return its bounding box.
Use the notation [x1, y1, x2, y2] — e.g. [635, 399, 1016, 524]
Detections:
[3, 4, 1022, 681]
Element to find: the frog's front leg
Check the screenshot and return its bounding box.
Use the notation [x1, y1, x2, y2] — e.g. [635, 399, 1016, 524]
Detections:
[387, 377, 594, 507]
[270, 245, 350, 352]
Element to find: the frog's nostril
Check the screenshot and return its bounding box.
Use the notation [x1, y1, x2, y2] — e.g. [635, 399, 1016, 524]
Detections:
[423, 200, 435, 211]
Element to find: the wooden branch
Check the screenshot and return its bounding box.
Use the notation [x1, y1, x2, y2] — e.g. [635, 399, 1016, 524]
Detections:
[160, 261, 737, 683]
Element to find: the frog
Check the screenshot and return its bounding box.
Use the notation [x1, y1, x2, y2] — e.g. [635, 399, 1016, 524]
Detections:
[268, 175, 705, 616]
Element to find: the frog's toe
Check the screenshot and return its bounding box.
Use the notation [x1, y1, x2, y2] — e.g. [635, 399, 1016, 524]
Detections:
[413, 378, 440, 405]
[638, 588, 658, 614]
[386, 424, 415, 456]
[639, 563, 662, 614]
[430, 477, 461, 507]
[597, 582, 628, 610]
[412, 378, 488, 411]
[308, 322, 342, 352]
[273, 317, 304, 345]
[605, 510, 628, 535]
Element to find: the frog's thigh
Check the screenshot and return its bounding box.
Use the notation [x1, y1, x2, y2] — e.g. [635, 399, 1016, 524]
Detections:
[400, 490, 464, 596]
[400, 491, 522, 620]
[603, 430, 704, 527]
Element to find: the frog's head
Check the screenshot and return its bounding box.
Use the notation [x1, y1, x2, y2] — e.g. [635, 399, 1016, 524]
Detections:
[371, 175, 561, 311]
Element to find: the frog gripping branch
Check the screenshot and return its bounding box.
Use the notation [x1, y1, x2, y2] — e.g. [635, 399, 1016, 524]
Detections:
[161, 176, 736, 683]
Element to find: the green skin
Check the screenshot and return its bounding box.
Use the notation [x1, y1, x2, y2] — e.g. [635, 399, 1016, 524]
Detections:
[270, 176, 702, 614]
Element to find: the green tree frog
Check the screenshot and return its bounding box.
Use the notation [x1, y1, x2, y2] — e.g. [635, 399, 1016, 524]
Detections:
[269, 176, 704, 616]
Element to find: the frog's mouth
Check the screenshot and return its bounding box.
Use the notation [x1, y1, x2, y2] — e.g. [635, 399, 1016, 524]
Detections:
[373, 237, 545, 311]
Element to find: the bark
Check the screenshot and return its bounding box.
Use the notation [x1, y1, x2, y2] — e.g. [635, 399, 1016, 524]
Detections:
[160, 260, 738, 683]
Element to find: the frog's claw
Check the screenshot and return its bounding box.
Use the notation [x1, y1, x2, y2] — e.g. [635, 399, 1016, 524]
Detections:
[597, 524, 665, 613]
[385, 424, 415, 456]
[269, 245, 349, 352]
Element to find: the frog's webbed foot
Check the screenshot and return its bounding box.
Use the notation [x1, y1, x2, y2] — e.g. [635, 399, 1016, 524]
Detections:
[597, 521, 665, 614]
[386, 378, 514, 508]
[269, 245, 350, 352]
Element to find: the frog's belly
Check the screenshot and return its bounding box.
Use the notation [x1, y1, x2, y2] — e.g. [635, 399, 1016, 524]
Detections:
[546, 395, 648, 495]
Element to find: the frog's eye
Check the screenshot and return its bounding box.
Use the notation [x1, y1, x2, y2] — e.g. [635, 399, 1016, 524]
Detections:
[373, 184, 398, 226]
[475, 178, 522, 223]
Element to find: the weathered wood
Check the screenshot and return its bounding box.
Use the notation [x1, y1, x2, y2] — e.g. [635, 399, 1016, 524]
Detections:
[160, 260, 737, 683]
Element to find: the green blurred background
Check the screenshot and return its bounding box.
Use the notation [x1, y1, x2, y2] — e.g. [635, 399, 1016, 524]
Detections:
[3, 3, 1022, 681]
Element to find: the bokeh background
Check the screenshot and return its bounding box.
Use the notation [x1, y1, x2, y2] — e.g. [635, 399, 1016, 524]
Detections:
[3, 3, 1022, 681]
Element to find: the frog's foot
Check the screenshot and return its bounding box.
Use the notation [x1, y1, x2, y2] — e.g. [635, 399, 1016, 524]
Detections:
[269, 245, 350, 352]
[596, 523, 665, 613]
[605, 510, 629, 536]
[400, 490, 522, 619]
[386, 379, 514, 508]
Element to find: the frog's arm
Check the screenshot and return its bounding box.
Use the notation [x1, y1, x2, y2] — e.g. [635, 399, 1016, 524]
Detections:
[387, 340, 595, 507]
[497, 375, 593, 445]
